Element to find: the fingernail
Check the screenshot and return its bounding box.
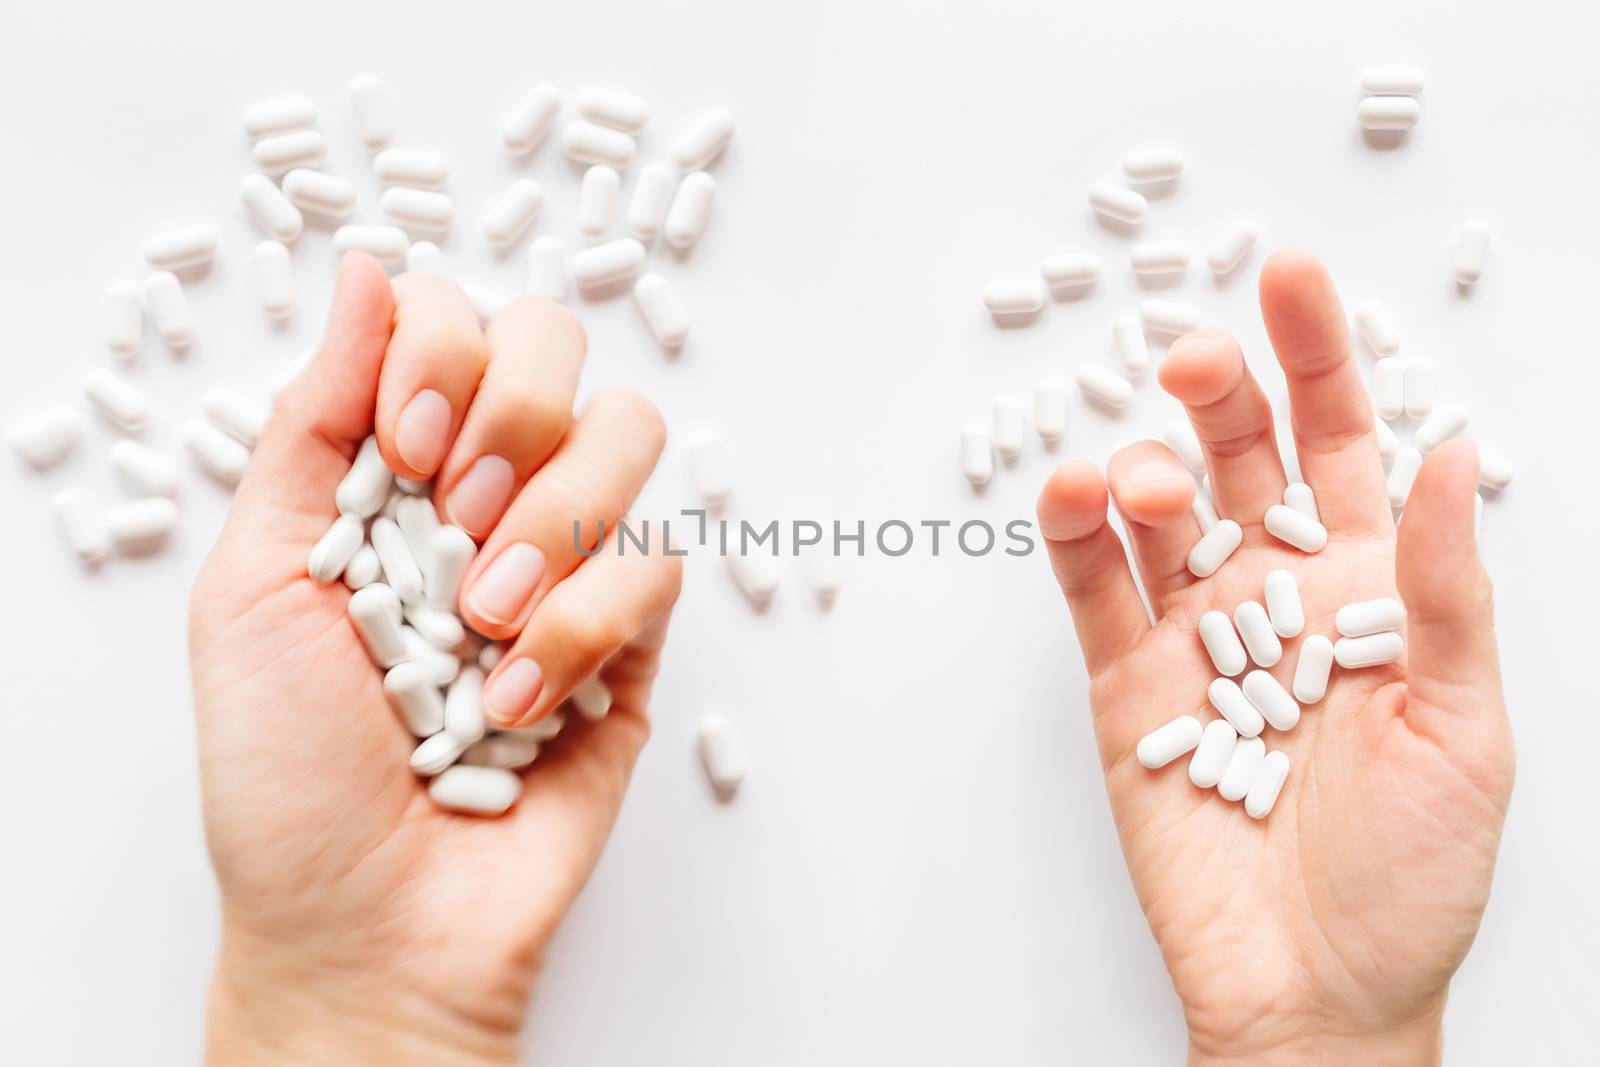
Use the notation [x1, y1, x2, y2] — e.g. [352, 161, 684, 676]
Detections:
[484, 657, 544, 725]
[467, 542, 546, 626]
[447, 454, 515, 535]
[394, 389, 452, 474]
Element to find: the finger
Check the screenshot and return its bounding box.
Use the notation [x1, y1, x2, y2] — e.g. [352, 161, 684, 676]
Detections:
[482, 526, 684, 728]
[1259, 249, 1392, 534]
[376, 273, 490, 480]
[1036, 460, 1150, 676]
[433, 299, 586, 538]
[458, 388, 667, 639]
[1157, 329, 1288, 524]
[1105, 442, 1199, 611]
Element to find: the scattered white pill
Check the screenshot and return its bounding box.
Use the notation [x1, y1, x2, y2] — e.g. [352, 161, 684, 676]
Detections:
[1206, 221, 1258, 275]
[1208, 677, 1265, 738]
[1334, 632, 1405, 668]
[727, 548, 779, 606]
[1264, 504, 1328, 553]
[106, 497, 179, 553]
[1136, 715, 1204, 769]
[1374, 417, 1399, 459]
[671, 107, 735, 170]
[7, 406, 82, 469]
[1387, 447, 1422, 508]
[1034, 380, 1067, 444]
[502, 86, 562, 153]
[443, 666, 487, 744]
[410, 731, 467, 776]
[1353, 300, 1400, 356]
[101, 280, 143, 359]
[462, 283, 509, 324]
[1263, 569, 1304, 639]
[1075, 364, 1133, 409]
[960, 423, 993, 486]
[237, 173, 303, 244]
[53, 488, 109, 563]
[1122, 148, 1184, 184]
[992, 397, 1025, 461]
[1233, 600, 1283, 668]
[983, 277, 1046, 317]
[1087, 181, 1148, 224]
[348, 73, 395, 150]
[576, 87, 648, 133]
[1454, 220, 1490, 286]
[561, 121, 636, 169]
[426, 524, 476, 611]
[1372, 358, 1405, 421]
[1140, 299, 1199, 336]
[526, 236, 567, 300]
[1041, 252, 1101, 291]
[698, 713, 748, 794]
[336, 436, 393, 518]
[371, 516, 424, 604]
[1217, 736, 1266, 802]
[343, 544, 383, 591]
[333, 225, 409, 262]
[578, 165, 621, 237]
[625, 161, 679, 242]
[632, 273, 689, 349]
[1358, 96, 1421, 131]
[404, 241, 444, 275]
[373, 147, 449, 189]
[1242, 669, 1299, 732]
[253, 241, 294, 319]
[253, 128, 327, 175]
[1361, 65, 1425, 96]
[570, 237, 646, 289]
[143, 271, 192, 349]
[1130, 241, 1190, 276]
[382, 186, 455, 231]
[1415, 404, 1468, 453]
[664, 171, 716, 249]
[143, 225, 218, 271]
[688, 427, 732, 507]
[241, 96, 316, 139]
[1162, 419, 1204, 473]
[184, 420, 249, 486]
[461, 733, 542, 770]
[1198, 609, 1248, 676]
[1478, 447, 1514, 490]
[281, 168, 357, 217]
[1335, 597, 1404, 637]
[429, 765, 521, 816]
[82, 369, 148, 434]
[308, 514, 365, 583]
[1283, 482, 1318, 522]
[1192, 492, 1219, 533]
[1187, 519, 1242, 578]
[1291, 634, 1334, 704]
[1188, 719, 1237, 789]
[1244, 750, 1290, 819]
[109, 440, 177, 497]
[571, 675, 613, 721]
[481, 179, 545, 246]
[407, 603, 464, 652]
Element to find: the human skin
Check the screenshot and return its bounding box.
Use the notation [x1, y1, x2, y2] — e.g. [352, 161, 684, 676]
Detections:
[1036, 249, 1514, 1066]
[191, 253, 683, 1065]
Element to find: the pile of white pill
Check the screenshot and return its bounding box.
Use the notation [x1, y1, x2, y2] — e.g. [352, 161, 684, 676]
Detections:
[1356, 66, 1424, 133]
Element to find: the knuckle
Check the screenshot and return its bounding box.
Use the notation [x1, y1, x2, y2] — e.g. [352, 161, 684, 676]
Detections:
[585, 386, 666, 456]
[496, 388, 572, 448]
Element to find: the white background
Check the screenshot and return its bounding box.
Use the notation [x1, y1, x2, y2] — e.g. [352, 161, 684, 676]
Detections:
[1, 1, 1596, 1063]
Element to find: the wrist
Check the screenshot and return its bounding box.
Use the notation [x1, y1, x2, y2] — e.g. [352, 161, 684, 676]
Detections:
[205, 924, 522, 1067]
[1187, 1004, 1444, 1067]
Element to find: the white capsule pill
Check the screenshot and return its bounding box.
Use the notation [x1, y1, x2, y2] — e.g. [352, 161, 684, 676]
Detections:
[333, 225, 409, 262]
[502, 86, 561, 153]
[427, 524, 476, 612]
[253, 129, 326, 175]
[1198, 609, 1247, 676]
[1361, 65, 1425, 96]
[183, 420, 249, 485]
[571, 676, 613, 722]
[1207, 677, 1265, 738]
[959, 422, 994, 486]
[249, 240, 293, 320]
[477, 643, 507, 673]
[370, 516, 423, 604]
[1112, 314, 1150, 377]
[428, 764, 521, 816]
[101, 280, 143, 359]
[1243, 669, 1299, 732]
[633, 273, 689, 349]
[482, 179, 545, 245]
[1353, 300, 1400, 356]
[1233, 601, 1283, 668]
[698, 713, 748, 793]
[106, 497, 178, 552]
[461, 283, 509, 324]
[307, 514, 364, 583]
[441, 665, 486, 744]
[1207, 220, 1258, 275]
[200, 388, 266, 450]
[382, 186, 455, 231]
[1161, 419, 1204, 473]
[671, 107, 735, 170]
[1371, 358, 1405, 421]
[241, 96, 316, 138]
[404, 240, 445, 275]
[1264, 504, 1328, 553]
[410, 731, 467, 776]
[576, 86, 648, 133]
[623, 161, 679, 243]
[1263, 569, 1304, 639]
[1141, 299, 1199, 336]
[1075, 364, 1133, 409]
[1244, 750, 1290, 818]
[1034, 379, 1067, 444]
[1041, 252, 1101, 291]
[1335, 597, 1404, 638]
[278, 170, 353, 220]
[348, 73, 395, 150]
[109, 439, 177, 497]
[561, 121, 636, 169]
[1358, 96, 1421, 131]
[1136, 715, 1204, 769]
[983, 277, 1045, 317]
[525, 236, 567, 301]
[403, 626, 459, 686]
[991, 397, 1025, 461]
[143, 271, 192, 348]
[1122, 148, 1184, 184]
[237, 173, 303, 244]
[1387, 447, 1422, 508]
[1454, 220, 1490, 286]
[1374, 416, 1399, 459]
[1187, 519, 1242, 577]
[1130, 241, 1190, 276]
[82, 369, 147, 433]
[1189, 719, 1237, 789]
[687, 427, 732, 507]
[461, 733, 542, 770]
[1402, 360, 1436, 419]
[336, 436, 393, 518]
[142, 225, 217, 271]
[1192, 492, 1219, 533]
[1291, 634, 1334, 705]
[344, 544, 383, 591]
[1217, 736, 1266, 801]
[406, 604, 464, 652]
[1279, 484, 1317, 525]
[1087, 181, 1148, 224]
[372, 148, 448, 189]
[571, 237, 646, 289]
[663, 171, 716, 249]
[1478, 447, 1514, 490]
[1334, 632, 1405, 668]
[53, 488, 108, 563]
[575, 164, 621, 238]
[728, 548, 779, 606]
[1415, 403, 1468, 453]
